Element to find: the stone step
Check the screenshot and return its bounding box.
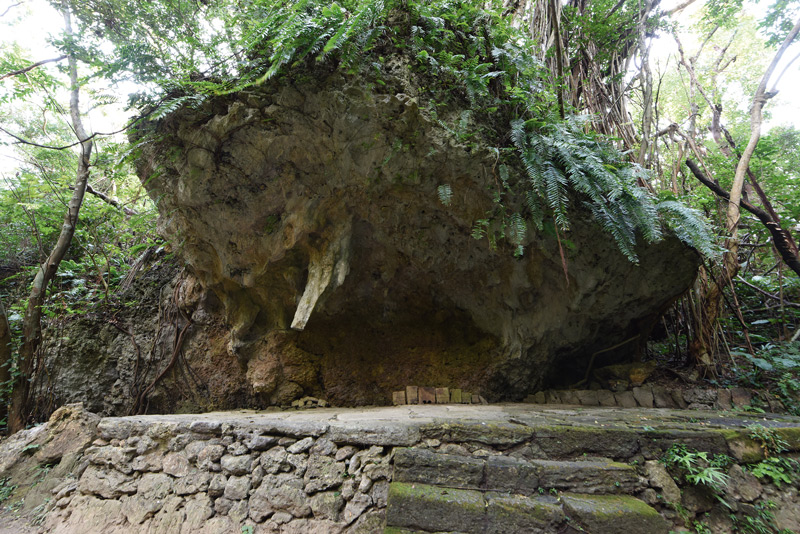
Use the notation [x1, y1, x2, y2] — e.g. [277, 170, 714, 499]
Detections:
[393, 448, 642, 495]
[384, 482, 668, 534]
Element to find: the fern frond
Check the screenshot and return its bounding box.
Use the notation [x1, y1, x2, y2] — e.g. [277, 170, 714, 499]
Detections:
[657, 201, 718, 257]
[506, 116, 713, 262]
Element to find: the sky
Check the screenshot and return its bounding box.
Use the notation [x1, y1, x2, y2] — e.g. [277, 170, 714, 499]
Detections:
[0, 0, 799, 177]
[656, 0, 800, 131]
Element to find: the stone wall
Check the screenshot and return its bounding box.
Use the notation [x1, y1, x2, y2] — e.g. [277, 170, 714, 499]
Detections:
[1, 404, 800, 533]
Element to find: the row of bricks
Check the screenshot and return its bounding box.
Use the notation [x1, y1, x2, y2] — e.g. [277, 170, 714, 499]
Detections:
[392, 386, 488, 405]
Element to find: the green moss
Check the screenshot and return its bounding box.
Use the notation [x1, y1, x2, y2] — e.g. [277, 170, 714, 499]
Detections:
[388, 482, 484, 512]
[717, 430, 765, 463]
[774, 426, 800, 450]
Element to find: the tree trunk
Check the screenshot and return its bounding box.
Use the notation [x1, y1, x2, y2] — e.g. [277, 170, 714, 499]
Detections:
[724, 16, 800, 277]
[679, 17, 800, 369]
[0, 297, 11, 425]
[7, 9, 93, 433]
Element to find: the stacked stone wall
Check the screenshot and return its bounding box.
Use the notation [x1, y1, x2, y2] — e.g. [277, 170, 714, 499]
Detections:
[2, 404, 800, 533]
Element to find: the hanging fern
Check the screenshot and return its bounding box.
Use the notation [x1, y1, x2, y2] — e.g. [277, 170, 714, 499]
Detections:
[508, 116, 712, 262]
[656, 200, 720, 258]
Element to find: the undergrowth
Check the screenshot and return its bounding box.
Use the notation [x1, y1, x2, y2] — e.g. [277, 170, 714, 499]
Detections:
[661, 431, 798, 534]
[733, 342, 800, 415]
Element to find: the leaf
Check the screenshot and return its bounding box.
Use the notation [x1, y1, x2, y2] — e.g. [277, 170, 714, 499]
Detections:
[746, 356, 775, 371]
[437, 184, 453, 206]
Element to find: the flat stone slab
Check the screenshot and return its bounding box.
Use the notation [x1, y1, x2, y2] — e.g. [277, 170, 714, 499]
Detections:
[386, 482, 566, 534]
[561, 493, 669, 534]
[393, 449, 639, 495]
[535, 458, 639, 494]
[485, 492, 564, 534]
[394, 448, 485, 488]
[96, 404, 800, 459]
[386, 483, 486, 533]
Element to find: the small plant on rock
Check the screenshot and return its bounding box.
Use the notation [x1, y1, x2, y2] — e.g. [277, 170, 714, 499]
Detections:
[745, 424, 799, 487]
[731, 500, 794, 534]
[660, 443, 731, 495]
[0, 477, 17, 505]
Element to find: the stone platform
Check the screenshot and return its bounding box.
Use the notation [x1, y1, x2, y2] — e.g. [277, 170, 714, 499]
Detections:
[1, 404, 799, 533]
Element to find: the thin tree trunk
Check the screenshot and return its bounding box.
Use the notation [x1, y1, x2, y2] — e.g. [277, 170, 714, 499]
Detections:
[549, 0, 566, 119]
[680, 18, 800, 369]
[724, 16, 800, 277]
[0, 297, 11, 425]
[636, 0, 655, 166]
[7, 9, 93, 433]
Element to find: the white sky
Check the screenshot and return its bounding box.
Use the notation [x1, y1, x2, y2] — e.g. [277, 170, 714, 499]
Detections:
[0, 0, 798, 177]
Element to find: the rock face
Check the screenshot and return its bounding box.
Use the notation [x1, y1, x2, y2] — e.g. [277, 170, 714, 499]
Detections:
[135, 57, 698, 404]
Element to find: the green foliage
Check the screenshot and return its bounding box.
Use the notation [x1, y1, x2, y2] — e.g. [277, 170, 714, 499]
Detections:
[511, 115, 715, 261]
[759, 0, 800, 46]
[744, 424, 800, 487]
[661, 443, 731, 494]
[747, 423, 790, 455]
[436, 184, 452, 206]
[661, 442, 798, 532]
[748, 457, 796, 487]
[733, 343, 800, 415]
[698, 0, 744, 31]
[0, 135, 160, 318]
[0, 477, 16, 505]
[732, 500, 794, 534]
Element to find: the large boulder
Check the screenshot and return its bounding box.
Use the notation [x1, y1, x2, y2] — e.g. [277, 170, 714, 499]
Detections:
[134, 61, 698, 404]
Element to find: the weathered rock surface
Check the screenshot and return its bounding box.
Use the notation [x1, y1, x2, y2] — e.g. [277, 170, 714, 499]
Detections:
[134, 47, 699, 405]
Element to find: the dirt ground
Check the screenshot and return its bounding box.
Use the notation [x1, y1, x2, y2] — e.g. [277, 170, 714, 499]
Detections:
[0, 514, 38, 534]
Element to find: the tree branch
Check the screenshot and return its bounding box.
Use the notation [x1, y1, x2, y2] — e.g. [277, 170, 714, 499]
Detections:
[664, 0, 698, 16]
[0, 2, 23, 18]
[0, 55, 67, 81]
[0, 100, 161, 150]
[724, 16, 800, 275]
[686, 159, 800, 279]
[70, 183, 138, 216]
